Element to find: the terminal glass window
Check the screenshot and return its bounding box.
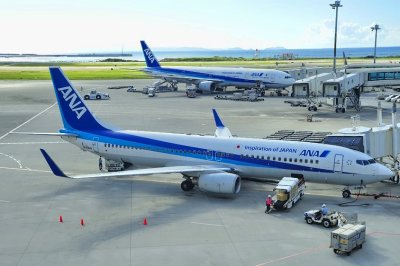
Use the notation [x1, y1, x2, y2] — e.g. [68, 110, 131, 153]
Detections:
[368, 71, 400, 81]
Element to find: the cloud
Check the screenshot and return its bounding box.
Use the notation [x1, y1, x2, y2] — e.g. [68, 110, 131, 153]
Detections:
[297, 19, 398, 48]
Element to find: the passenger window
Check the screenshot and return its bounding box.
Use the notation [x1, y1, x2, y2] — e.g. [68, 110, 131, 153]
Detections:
[299, 159, 303, 163]
[305, 159, 308, 163]
[289, 158, 292, 162]
[316, 160, 319, 164]
[294, 158, 297, 163]
[273, 157, 276, 161]
[310, 159, 313, 164]
[267, 156, 270, 160]
[284, 158, 287, 162]
[278, 157, 281, 161]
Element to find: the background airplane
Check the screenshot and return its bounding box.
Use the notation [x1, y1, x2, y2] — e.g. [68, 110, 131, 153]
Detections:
[140, 41, 295, 93]
[36, 67, 392, 198]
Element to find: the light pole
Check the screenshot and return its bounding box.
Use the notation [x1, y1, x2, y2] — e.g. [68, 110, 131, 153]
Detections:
[371, 24, 381, 64]
[330, 0, 342, 74]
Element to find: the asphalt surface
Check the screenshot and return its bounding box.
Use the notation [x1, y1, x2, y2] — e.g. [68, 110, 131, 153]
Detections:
[0, 79, 399, 266]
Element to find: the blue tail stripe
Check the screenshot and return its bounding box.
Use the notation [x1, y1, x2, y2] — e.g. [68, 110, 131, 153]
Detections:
[49, 67, 107, 132]
[140, 41, 161, 68]
[40, 149, 67, 177]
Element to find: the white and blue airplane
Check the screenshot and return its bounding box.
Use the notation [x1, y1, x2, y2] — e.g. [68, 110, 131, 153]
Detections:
[140, 41, 295, 92]
[39, 67, 392, 198]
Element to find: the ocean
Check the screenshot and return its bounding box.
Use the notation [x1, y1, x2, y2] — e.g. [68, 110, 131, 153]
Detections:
[1, 46, 400, 63]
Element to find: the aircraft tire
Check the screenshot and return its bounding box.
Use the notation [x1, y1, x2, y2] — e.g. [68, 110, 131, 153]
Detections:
[322, 219, 331, 228]
[181, 180, 193, 191]
[342, 190, 351, 198]
[84, 95, 89, 100]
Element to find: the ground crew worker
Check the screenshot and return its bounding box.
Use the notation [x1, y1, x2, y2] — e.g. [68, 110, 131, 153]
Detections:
[321, 204, 329, 215]
[99, 157, 103, 171]
[265, 195, 273, 214]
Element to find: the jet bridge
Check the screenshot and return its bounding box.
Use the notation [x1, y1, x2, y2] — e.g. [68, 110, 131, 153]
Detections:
[322, 73, 364, 113]
[323, 103, 400, 183]
[291, 72, 339, 111]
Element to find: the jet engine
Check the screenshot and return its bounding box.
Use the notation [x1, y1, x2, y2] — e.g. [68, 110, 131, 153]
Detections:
[198, 173, 241, 194]
[198, 81, 216, 91]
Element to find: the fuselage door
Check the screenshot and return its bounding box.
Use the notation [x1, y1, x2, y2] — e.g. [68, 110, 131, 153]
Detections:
[333, 154, 344, 172]
[92, 137, 99, 153]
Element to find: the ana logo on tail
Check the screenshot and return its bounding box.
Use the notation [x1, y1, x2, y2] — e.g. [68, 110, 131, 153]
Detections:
[58, 86, 87, 119]
[144, 48, 156, 64]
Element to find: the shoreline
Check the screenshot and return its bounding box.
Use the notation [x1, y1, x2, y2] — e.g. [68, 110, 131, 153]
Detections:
[0, 57, 399, 80]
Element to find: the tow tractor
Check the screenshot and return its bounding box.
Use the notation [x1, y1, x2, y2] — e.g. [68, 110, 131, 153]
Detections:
[304, 209, 343, 228]
[272, 177, 306, 210]
[84, 90, 110, 100]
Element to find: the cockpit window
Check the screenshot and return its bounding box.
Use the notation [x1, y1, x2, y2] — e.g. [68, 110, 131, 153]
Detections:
[356, 159, 376, 165]
[284, 76, 292, 79]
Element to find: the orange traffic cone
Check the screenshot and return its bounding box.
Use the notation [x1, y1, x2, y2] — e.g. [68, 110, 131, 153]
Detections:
[143, 218, 148, 225]
[59, 215, 63, 223]
[80, 218, 85, 226]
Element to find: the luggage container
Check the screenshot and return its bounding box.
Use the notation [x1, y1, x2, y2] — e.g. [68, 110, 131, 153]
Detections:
[330, 223, 366, 256]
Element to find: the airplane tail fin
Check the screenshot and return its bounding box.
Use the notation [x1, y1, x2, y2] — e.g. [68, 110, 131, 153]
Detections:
[343, 52, 348, 65]
[49, 67, 107, 132]
[212, 109, 232, 138]
[140, 40, 161, 68]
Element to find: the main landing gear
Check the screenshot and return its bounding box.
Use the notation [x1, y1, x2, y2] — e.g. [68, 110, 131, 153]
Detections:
[181, 179, 195, 191]
[181, 176, 197, 191]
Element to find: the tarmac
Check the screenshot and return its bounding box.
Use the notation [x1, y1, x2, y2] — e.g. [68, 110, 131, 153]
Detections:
[0, 79, 399, 266]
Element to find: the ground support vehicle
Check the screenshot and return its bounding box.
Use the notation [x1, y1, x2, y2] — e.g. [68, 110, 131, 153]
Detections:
[331, 223, 366, 256]
[84, 90, 110, 100]
[272, 177, 305, 210]
[105, 159, 125, 172]
[304, 209, 340, 228]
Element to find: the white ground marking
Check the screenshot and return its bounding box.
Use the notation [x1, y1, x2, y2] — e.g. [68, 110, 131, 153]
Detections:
[0, 103, 56, 140]
[0, 153, 23, 168]
[0, 166, 52, 173]
[191, 222, 227, 227]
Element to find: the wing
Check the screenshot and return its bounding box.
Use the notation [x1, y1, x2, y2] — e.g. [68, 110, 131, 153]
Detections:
[40, 149, 233, 179]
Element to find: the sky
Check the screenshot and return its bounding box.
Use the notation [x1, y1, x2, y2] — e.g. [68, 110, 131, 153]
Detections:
[0, 0, 399, 54]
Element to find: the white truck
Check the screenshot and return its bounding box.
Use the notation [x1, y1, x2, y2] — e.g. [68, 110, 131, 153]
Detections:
[84, 90, 110, 100]
[272, 177, 305, 210]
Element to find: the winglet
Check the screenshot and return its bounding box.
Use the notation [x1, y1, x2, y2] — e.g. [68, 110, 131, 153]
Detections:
[212, 109, 224, 128]
[212, 109, 232, 138]
[140, 40, 161, 68]
[40, 149, 69, 178]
